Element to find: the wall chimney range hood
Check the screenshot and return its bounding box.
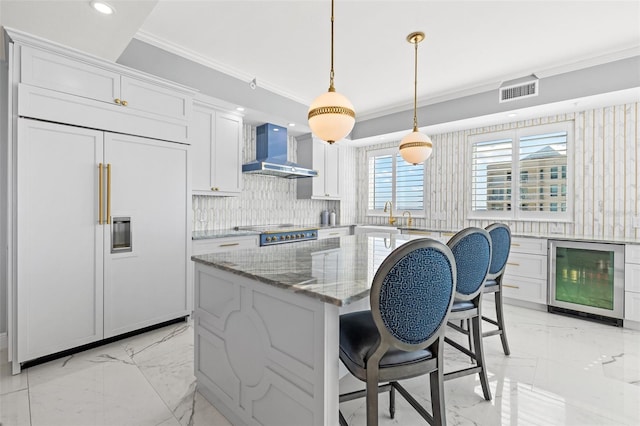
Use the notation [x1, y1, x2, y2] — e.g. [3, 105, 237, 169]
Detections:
[242, 123, 318, 178]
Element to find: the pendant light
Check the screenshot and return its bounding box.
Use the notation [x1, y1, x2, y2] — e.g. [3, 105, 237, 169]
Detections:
[308, 0, 355, 144]
[399, 32, 432, 165]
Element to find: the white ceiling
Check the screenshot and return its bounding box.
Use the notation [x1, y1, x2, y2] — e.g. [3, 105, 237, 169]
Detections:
[1, 0, 639, 125]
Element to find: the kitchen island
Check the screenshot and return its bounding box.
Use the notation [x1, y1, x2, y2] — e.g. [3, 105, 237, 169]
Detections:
[191, 233, 418, 426]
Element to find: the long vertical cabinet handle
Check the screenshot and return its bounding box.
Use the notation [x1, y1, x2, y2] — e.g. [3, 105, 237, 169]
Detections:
[107, 163, 112, 225]
[98, 163, 104, 224]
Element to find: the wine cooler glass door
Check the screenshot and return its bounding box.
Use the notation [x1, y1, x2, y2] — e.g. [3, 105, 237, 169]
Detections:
[548, 240, 624, 320]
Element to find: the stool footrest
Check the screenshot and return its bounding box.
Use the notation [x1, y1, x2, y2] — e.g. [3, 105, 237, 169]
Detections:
[444, 365, 482, 381]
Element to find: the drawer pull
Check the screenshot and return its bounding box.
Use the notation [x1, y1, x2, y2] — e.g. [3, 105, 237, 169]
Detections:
[114, 98, 121, 105]
[219, 242, 240, 247]
[329, 232, 340, 236]
[507, 262, 520, 267]
[503, 284, 520, 289]
[511, 243, 521, 247]
[441, 232, 454, 237]
[121, 100, 128, 107]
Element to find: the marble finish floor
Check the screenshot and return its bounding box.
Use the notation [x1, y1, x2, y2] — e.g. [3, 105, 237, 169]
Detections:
[1, 302, 640, 425]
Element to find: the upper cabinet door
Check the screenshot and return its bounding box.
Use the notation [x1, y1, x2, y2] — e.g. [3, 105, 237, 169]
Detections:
[191, 104, 215, 192]
[296, 135, 341, 200]
[213, 112, 243, 195]
[190, 99, 242, 196]
[311, 138, 327, 198]
[324, 143, 340, 198]
[121, 76, 191, 122]
[20, 45, 121, 104]
[17, 43, 194, 143]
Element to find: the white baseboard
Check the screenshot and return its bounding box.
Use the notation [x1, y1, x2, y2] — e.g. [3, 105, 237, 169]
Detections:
[624, 319, 640, 331]
[0, 332, 7, 350]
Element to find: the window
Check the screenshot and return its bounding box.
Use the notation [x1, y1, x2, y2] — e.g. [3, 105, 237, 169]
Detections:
[368, 148, 424, 213]
[470, 122, 571, 220]
[471, 136, 513, 213]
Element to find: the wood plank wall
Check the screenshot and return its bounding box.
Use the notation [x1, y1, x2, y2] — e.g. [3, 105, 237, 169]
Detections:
[357, 102, 639, 240]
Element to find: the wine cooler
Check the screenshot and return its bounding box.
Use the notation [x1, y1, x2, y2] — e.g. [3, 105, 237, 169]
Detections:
[548, 240, 624, 325]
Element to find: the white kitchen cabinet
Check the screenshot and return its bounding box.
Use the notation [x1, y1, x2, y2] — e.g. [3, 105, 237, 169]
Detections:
[192, 235, 259, 255]
[297, 134, 341, 200]
[14, 118, 190, 364]
[501, 236, 548, 305]
[625, 244, 640, 322]
[16, 119, 105, 362]
[5, 29, 193, 373]
[15, 34, 193, 143]
[317, 227, 351, 240]
[191, 99, 243, 195]
[103, 132, 190, 338]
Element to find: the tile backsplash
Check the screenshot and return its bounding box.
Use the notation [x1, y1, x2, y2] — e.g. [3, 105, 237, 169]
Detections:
[192, 124, 354, 231]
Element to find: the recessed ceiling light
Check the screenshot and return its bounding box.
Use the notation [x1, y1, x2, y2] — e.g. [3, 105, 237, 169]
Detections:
[236, 107, 245, 112]
[91, 1, 115, 15]
[288, 123, 296, 127]
[507, 113, 518, 118]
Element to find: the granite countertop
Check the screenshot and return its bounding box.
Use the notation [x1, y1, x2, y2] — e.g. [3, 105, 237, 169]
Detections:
[192, 233, 421, 307]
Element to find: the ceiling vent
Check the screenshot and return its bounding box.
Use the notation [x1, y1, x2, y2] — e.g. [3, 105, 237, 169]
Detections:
[499, 74, 539, 103]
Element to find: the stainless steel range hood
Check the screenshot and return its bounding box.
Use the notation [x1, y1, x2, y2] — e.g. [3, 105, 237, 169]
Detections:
[242, 123, 318, 179]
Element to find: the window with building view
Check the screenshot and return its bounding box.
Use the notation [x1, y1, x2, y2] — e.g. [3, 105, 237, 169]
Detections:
[368, 147, 424, 214]
[470, 122, 571, 220]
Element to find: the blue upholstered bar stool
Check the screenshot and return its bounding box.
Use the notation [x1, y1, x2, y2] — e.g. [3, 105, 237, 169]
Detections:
[482, 223, 512, 355]
[338, 238, 457, 426]
[443, 227, 492, 401]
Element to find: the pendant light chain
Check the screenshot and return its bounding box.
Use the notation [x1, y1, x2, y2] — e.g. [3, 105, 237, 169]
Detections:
[413, 38, 418, 132]
[329, 0, 335, 92]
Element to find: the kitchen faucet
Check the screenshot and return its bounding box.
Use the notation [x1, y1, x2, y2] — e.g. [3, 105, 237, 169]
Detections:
[384, 201, 396, 225]
[402, 211, 413, 227]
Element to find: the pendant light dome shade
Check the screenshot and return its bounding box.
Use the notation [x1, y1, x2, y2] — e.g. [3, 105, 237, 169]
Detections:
[400, 131, 433, 165]
[308, 90, 355, 144]
[399, 31, 432, 165]
[308, 0, 355, 144]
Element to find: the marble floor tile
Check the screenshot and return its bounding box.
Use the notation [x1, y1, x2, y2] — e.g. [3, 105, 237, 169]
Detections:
[0, 389, 31, 426]
[28, 359, 174, 426]
[154, 417, 181, 426]
[0, 350, 28, 396]
[120, 321, 193, 365]
[26, 341, 133, 388]
[1, 304, 639, 426]
[137, 342, 196, 424]
[188, 391, 233, 426]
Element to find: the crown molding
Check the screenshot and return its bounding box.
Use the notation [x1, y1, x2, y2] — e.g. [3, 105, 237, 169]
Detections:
[134, 30, 309, 106]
